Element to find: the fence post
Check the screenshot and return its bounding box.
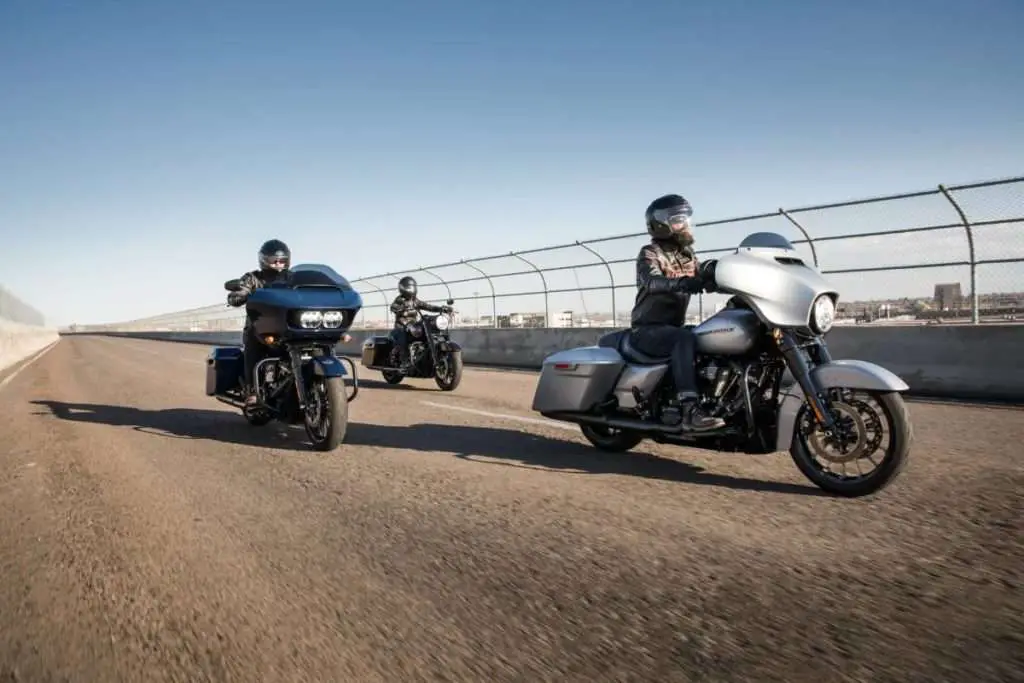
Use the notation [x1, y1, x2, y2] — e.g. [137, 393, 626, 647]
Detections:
[461, 259, 498, 327]
[938, 184, 979, 324]
[575, 241, 617, 325]
[419, 267, 453, 301]
[778, 208, 820, 268]
[355, 280, 393, 327]
[509, 252, 549, 327]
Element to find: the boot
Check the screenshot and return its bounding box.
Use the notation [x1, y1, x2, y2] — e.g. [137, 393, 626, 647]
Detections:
[675, 391, 725, 432]
[398, 350, 413, 373]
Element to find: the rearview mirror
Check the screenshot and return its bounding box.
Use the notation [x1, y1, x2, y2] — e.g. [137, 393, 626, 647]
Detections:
[224, 278, 243, 292]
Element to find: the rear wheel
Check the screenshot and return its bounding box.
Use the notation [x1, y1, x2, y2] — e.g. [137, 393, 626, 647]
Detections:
[789, 389, 912, 497]
[580, 424, 644, 452]
[382, 348, 405, 384]
[244, 409, 273, 426]
[381, 370, 404, 384]
[304, 376, 349, 451]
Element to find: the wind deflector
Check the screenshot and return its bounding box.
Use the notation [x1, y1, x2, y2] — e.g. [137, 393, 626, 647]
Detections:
[737, 232, 796, 251]
[287, 263, 355, 290]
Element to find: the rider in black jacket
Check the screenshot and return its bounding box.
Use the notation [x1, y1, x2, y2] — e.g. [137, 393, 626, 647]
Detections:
[629, 194, 724, 432]
[390, 276, 452, 371]
[226, 239, 293, 406]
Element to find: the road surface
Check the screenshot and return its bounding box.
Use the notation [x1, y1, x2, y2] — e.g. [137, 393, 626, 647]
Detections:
[1, 336, 1021, 682]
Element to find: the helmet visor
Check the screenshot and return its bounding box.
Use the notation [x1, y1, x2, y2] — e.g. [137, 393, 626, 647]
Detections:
[653, 204, 693, 235]
[261, 253, 289, 271]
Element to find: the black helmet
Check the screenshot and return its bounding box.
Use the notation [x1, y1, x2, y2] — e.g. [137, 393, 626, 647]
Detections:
[398, 275, 417, 298]
[258, 239, 291, 273]
[645, 194, 694, 247]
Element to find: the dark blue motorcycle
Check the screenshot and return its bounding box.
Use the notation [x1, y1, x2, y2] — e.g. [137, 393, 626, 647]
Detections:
[205, 264, 363, 451]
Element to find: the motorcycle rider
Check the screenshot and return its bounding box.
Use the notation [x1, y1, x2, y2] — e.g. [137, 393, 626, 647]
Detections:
[629, 194, 724, 432]
[390, 276, 452, 372]
[225, 239, 293, 406]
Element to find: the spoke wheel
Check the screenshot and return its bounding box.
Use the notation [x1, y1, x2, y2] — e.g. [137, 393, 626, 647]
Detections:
[303, 376, 349, 451]
[790, 389, 912, 497]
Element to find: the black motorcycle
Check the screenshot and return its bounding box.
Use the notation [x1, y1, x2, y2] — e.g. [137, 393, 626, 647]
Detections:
[206, 263, 362, 451]
[361, 299, 464, 391]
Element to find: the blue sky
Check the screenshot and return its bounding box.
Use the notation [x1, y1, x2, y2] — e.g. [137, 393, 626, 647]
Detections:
[1, 0, 1022, 326]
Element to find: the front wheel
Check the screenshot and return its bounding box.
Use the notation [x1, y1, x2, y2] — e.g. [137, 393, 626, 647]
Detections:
[434, 352, 463, 391]
[304, 376, 349, 451]
[580, 424, 644, 452]
[789, 389, 912, 497]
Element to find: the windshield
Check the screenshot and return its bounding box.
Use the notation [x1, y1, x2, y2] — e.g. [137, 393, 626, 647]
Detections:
[737, 232, 796, 250]
[281, 263, 354, 290]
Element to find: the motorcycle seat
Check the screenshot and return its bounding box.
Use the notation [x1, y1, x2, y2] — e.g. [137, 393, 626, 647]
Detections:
[597, 329, 671, 365]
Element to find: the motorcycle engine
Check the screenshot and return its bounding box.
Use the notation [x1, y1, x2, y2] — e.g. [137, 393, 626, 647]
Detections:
[702, 362, 734, 400]
[410, 342, 426, 364]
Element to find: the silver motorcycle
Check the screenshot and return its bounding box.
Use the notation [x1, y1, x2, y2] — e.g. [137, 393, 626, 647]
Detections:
[531, 232, 912, 497]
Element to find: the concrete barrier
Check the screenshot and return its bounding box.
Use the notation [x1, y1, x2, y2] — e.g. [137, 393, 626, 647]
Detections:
[65, 324, 1024, 403]
[1, 317, 60, 375]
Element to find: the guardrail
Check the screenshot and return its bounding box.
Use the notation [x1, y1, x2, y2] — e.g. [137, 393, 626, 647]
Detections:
[74, 324, 1024, 403]
[72, 175, 1023, 333]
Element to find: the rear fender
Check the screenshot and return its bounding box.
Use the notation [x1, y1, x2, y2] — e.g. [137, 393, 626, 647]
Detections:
[775, 359, 909, 452]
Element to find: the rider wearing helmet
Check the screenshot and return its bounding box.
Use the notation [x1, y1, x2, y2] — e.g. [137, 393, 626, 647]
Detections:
[227, 239, 292, 405]
[629, 194, 724, 432]
[389, 275, 452, 372]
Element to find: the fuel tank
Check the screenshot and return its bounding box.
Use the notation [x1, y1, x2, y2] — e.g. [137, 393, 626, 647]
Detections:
[693, 308, 763, 356]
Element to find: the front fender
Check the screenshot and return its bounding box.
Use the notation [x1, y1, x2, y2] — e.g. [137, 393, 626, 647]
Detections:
[311, 355, 348, 378]
[437, 339, 462, 353]
[774, 359, 909, 452]
[811, 359, 909, 393]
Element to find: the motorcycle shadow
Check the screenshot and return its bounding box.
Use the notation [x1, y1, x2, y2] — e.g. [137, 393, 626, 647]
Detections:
[31, 400, 825, 496]
[356, 378, 434, 392]
[344, 422, 827, 497]
[31, 399, 313, 452]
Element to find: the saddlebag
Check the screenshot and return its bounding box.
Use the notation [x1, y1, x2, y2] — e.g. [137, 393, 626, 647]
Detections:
[361, 336, 393, 367]
[531, 346, 625, 413]
[205, 346, 243, 396]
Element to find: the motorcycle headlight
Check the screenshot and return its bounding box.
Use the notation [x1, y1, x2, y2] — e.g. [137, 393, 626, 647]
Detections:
[435, 315, 450, 330]
[321, 310, 344, 328]
[299, 310, 323, 329]
[811, 295, 836, 334]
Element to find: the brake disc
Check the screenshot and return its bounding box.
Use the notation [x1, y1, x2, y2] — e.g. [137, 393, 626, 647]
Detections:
[806, 401, 873, 464]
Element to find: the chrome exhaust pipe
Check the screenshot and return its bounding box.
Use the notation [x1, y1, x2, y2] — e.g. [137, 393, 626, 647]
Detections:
[541, 411, 687, 434]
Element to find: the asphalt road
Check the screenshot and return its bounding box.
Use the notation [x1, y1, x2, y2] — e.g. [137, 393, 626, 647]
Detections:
[1, 336, 1021, 682]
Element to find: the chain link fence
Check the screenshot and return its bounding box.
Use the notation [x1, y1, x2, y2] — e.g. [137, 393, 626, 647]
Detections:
[78, 176, 1023, 333]
[0, 286, 46, 327]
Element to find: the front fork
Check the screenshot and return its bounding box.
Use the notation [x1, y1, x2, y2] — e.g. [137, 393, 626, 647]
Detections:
[290, 347, 310, 412]
[774, 329, 838, 433]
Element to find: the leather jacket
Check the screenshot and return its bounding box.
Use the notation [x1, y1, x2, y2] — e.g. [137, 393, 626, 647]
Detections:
[390, 295, 444, 327]
[227, 268, 290, 330]
[630, 240, 705, 327]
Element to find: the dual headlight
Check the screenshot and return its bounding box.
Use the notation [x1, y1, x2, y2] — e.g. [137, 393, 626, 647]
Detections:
[810, 295, 836, 335]
[298, 310, 345, 329]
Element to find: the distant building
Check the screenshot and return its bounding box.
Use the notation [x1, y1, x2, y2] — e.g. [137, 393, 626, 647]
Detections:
[551, 310, 574, 328]
[508, 312, 546, 328]
[934, 283, 963, 311]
